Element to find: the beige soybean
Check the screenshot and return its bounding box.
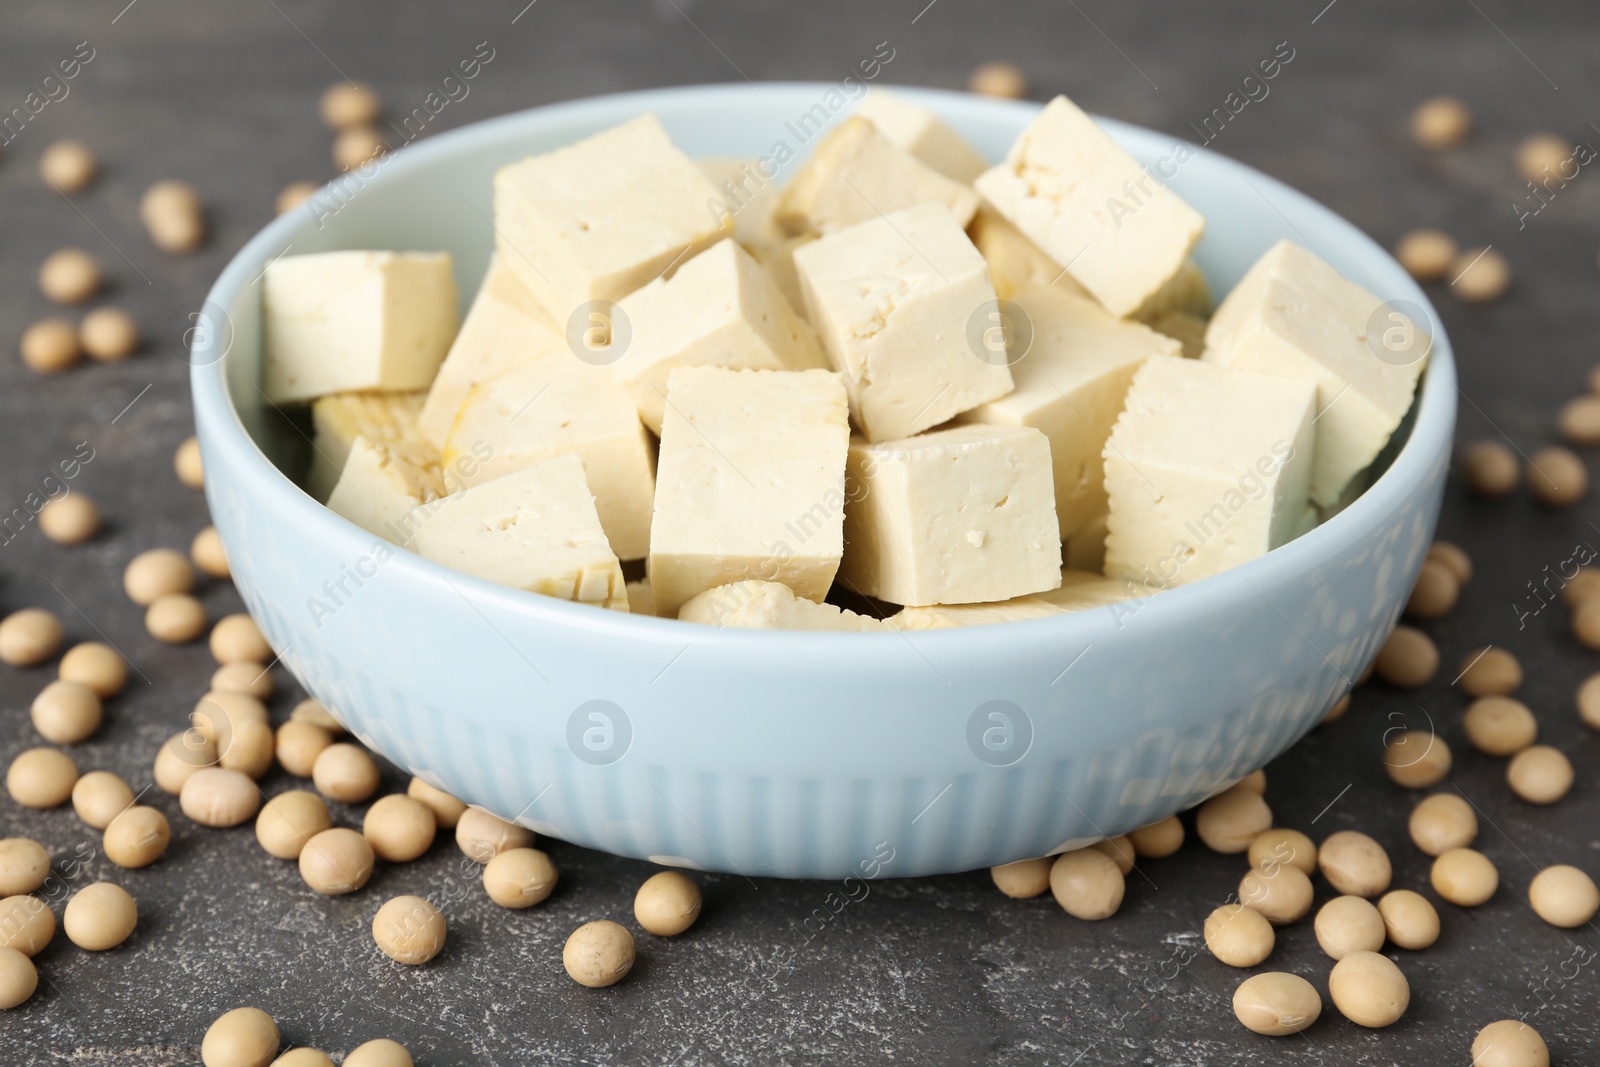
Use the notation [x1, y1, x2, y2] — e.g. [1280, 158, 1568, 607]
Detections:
[312, 743, 380, 803]
[104, 806, 170, 869]
[147, 594, 207, 643]
[1463, 439, 1519, 497]
[1091, 835, 1135, 875]
[192, 526, 230, 579]
[1528, 864, 1599, 928]
[39, 139, 95, 190]
[334, 126, 386, 170]
[1459, 647, 1521, 697]
[38, 493, 100, 544]
[72, 770, 134, 829]
[1196, 785, 1272, 853]
[291, 698, 344, 735]
[1559, 394, 1600, 446]
[1426, 540, 1472, 585]
[1395, 229, 1457, 281]
[1127, 815, 1184, 859]
[255, 790, 332, 860]
[968, 61, 1026, 99]
[0, 895, 54, 957]
[1238, 864, 1313, 925]
[212, 661, 272, 700]
[1314, 895, 1385, 960]
[372, 895, 446, 965]
[31, 679, 102, 744]
[1328, 950, 1409, 1027]
[344, 1040, 413, 1067]
[275, 181, 319, 216]
[1463, 696, 1537, 756]
[1566, 566, 1600, 608]
[140, 179, 205, 253]
[272, 1051, 334, 1067]
[63, 882, 137, 951]
[483, 848, 559, 909]
[1249, 828, 1317, 875]
[79, 306, 139, 361]
[59, 642, 126, 697]
[364, 795, 437, 863]
[1236, 769, 1267, 795]
[211, 613, 271, 665]
[1373, 626, 1437, 688]
[1405, 559, 1458, 619]
[1319, 831, 1391, 898]
[1579, 672, 1600, 730]
[1411, 96, 1471, 149]
[991, 857, 1052, 898]
[456, 808, 534, 863]
[563, 920, 635, 988]
[321, 81, 381, 128]
[1408, 792, 1476, 855]
[1204, 903, 1274, 968]
[1577, 600, 1600, 650]
[0, 947, 38, 1010]
[1231, 972, 1321, 1036]
[1472, 1020, 1549, 1067]
[154, 729, 217, 795]
[635, 870, 702, 936]
[175, 436, 205, 489]
[1049, 848, 1124, 920]
[1431, 847, 1498, 906]
[7, 747, 78, 808]
[220, 718, 275, 780]
[201, 1006, 280, 1067]
[1452, 247, 1511, 304]
[39, 248, 101, 304]
[0, 608, 63, 667]
[1507, 745, 1573, 804]
[195, 692, 270, 742]
[1376, 889, 1439, 949]
[275, 721, 333, 778]
[1517, 133, 1571, 183]
[19, 318, 81, 373]
[0, 839, 50, 897]
[1383, 729, 1451, 788]
[299, 828, 375, 895]
[181, 768, 261, 828]
[1528, 446, 1587, 506]
[1322, 693, 1351, 725]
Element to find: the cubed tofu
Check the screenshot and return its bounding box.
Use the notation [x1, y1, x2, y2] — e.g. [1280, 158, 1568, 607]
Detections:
[975, 95, 1205, 317]
[1137, 257, 1213, 320]
[854, 90, 990, 182]
[325, 434, 446, 543]
[751, 233, 817, 317]
[774, 117, 980, 235]
[649, 367, 851, 618]
[1102, 355, 1316, 587]
[625, 577, 657, 617]
[263, 251, 459, 404]
[493, 113, 731, 319]
[959, 285, 1181, 541]
[968, 205, 1089, 302]
[1143, 308, 1208, 359]
[613, 238, 828, 433]
[419, 254, 565, 449]
[840, 424, 1063, 606]
[795, 202, 1013, 441]
[442, 359, 655, 560]
[697, 158, 784, 250]
[409, 455, 628, 610]
[306, 391, 429, 501]
[892, 569, 1148, 629]
[678, 580, 886, 631]
[1203, 240, 1426, 507]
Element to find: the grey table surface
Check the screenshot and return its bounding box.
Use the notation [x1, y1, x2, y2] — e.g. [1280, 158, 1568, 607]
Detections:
[2, 1, 1599, 1063]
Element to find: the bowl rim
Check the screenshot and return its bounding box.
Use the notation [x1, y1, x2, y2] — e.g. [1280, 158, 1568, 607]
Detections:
[192, 80, 1456, 658]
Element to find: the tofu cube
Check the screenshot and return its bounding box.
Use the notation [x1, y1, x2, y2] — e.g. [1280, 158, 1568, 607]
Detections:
[774, 117, 980, 236]
[854, 90, 990, 183]
[613, 239, 828, 433]
[751, 232, 817, 317]
[443, 359, 655, 560]
[696, 158, 785, 251]
[1102, 355, 1316, 587]
[794, 203, 1013, 442]
[968, 205, 1088, 302]
[625, 578, 657, 617]
[959, 285, 1181, 541]
[306, 391, 429, 501]
[419, 254, 565, 449]
[892, 568, 1148, 629]
[840, 424, 1063, 606]
[1203, 240, 1426, 507]
[678, 580, 886, 631]
[325, 435, 446, 543]
[649, 367, 851, 618]
[494, 113, 732, 319]
[409, 455, 628, 610]
[975, 95, 1205, 317]
[263, 251, 459, 404]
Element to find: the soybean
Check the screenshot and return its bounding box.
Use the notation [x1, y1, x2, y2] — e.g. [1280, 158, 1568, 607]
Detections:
[63, 882, 137, 950]
[1231, 972, 1321, 1036]
[1463, 440, 1519, 497]
[58, 642, 126, 697]
[563, 920, 635, 988]
[372, 895, 446, 965]
[363, 795, 437, 863]
[312, 743, 380, 804]
[1528, 446, 1587, 506]
[1195, 785, 1272, 854]
[1472, 1020, 1549, 1067]
[483, 848, 559, 909]
[1313, 896, 1385, 960]
[634, 870, 702, 936]
[1431, 847, 1498, 906]
[1049, 849, 1124, 921]
[1204, 903, 1274, 968]
[1319, 831, 1391, 898]
[72, 770, 134, 830]
[7, 747, 78, 808]
[1374, 626, 1437, 688]
[1458, 647, 1521, 697]
[0, 608, 63, 667]
[1327, 950, 1409, 1028]
[38, 493, 99, 544]
[201, 1006, 279, 1067]
[1507, 745, 1573, 804]
[1527, 864, 1599, 928]
[990, 857, 1052, 899]
[79, 307, 139, 361]
[103, 806, 170, 869]
[1377, 889, 1440, 950]
[455, 808, 534, 864]
[1408, 792, 1477, 855]
[298, 828, 375, 895]
[255, 790, 332, 861]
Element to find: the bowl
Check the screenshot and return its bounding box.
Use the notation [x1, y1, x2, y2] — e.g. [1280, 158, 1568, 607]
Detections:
[192, 83, 1455, 879]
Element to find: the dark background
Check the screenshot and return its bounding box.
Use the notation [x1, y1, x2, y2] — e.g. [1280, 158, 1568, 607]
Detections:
[2, 1, 1598, 1063]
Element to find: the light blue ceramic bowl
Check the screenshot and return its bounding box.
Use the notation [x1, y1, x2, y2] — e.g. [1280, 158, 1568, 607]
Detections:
[191, 83, 1455, 879]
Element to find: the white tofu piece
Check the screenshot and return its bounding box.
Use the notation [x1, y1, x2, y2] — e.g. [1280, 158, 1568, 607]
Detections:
[959, 285, 1181, 541]
[774, 117, 980, 235]
[678, 580, 886, 632]
[263, 251, 459, 404]
[1143, 308, 1208, 359]
[409, 455, 628, 610]
[892, 569, 1148, 629]
[613, 239, 828, 433]
[326, 435, 447, 543]
[697, 158, 784, 250]
[1102, 355, 1316, 587]
[794, 202, 1013, 442]
[854, 90, 990, 182]
[443, 359, 655, 560]
[751, 233, 817, 317]
[419, 254, 565, 449]
[1203, 240, 1426, 507]
[976, 95, 1205, 317]
[306, 392, 430, 502]
[649, 367, 850, 618]
[968, 205, 1088, 302]
[493, 114, 732, 319]
[1137, 257, 1212, 320]
[625, 577, 657, 617]
[840, 424, 1063, 606]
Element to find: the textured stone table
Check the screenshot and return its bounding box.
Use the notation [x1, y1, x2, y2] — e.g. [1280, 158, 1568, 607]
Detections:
[2, 1, 1598, 1063]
